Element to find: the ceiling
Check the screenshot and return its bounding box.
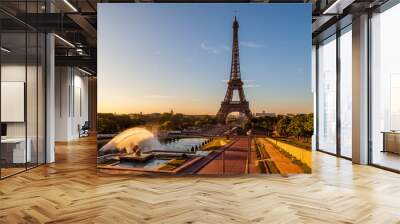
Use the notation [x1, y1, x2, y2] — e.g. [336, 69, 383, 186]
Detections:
[0, 0, 390, 75]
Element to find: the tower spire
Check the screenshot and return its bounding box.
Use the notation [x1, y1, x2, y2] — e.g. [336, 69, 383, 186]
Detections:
[234, 10, 238, 21]
[230, 15, 240, 80]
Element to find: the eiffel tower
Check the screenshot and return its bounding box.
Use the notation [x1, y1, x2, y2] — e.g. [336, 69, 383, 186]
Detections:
[216, 16, 252, 123]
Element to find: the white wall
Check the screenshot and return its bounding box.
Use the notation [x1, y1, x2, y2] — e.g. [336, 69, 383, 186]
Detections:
[1, 63, 46, 164]
[1, 65, 40, 137]
[54, 67, 89, 141]
[1, 65, 26, 138]
[55, 67, 69, 141]
[72, 73, 89, 138]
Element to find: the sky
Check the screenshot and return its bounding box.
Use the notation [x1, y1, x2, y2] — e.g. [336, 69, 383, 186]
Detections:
[98, 3, 312, 115]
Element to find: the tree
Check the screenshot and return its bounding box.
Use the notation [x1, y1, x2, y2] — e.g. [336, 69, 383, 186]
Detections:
[276, 116, 292, 137]
[97, 113, 145, 134]
[284, 114, 314, 141]
[97, 113, 119, 134]
[159, 112, 172, 124]
[303, 113, 314, 141]
[159, 121, 173, 130]
[287, 116, 303, 140]
[194, 120, 202, 127]
[260, 116, 276, 136]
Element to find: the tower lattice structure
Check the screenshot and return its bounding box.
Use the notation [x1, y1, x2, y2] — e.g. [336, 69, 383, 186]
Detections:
[216, 16, 252, 123]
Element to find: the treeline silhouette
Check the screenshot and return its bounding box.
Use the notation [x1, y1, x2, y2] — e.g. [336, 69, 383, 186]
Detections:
[97, 113, 218, 134]
[245, 113, 313, 141]
[97, 112, 313, 141]
[97, 113, 146, 134]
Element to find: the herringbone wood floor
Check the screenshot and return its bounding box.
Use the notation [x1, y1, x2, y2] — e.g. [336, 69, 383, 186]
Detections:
[1, 137, 400, 224]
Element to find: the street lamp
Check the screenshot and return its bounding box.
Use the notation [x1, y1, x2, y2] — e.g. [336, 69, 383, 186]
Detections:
[246, 130, 252, 174]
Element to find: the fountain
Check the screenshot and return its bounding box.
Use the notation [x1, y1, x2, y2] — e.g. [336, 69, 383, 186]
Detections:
[99, 127, 159, 155]
[98, 127, 209, 157]
[98, 127, 214, 172]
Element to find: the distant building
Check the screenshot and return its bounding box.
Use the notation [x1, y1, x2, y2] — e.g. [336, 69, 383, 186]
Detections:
[255, 110, 276, 118]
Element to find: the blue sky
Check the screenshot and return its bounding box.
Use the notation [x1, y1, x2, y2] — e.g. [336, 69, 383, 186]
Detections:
[98, 3, 312, 115]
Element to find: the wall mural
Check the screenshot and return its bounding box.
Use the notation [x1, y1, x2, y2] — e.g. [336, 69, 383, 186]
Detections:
[97, 3, 313, 175]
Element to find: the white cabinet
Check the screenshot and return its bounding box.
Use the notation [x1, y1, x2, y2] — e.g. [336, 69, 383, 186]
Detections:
[1, 138, 32, 163]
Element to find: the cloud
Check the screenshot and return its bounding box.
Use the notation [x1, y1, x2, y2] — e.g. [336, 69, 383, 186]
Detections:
[244, 84, 260, 88]
[242, 79, 255, 83]
[240, 41, 267, 48]
[201, 43, 232, 54]
[201, 42, 218, 54]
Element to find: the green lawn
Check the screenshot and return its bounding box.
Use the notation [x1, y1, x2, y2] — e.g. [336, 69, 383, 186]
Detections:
[272, 137, 312, 150]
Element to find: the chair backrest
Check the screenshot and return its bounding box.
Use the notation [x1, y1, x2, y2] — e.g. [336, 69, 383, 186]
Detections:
[82, 121, 90, 129]
[1, 123, 7, 137]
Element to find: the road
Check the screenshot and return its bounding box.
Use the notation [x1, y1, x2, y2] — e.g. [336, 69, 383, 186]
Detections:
[197, 137, 255, 175]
